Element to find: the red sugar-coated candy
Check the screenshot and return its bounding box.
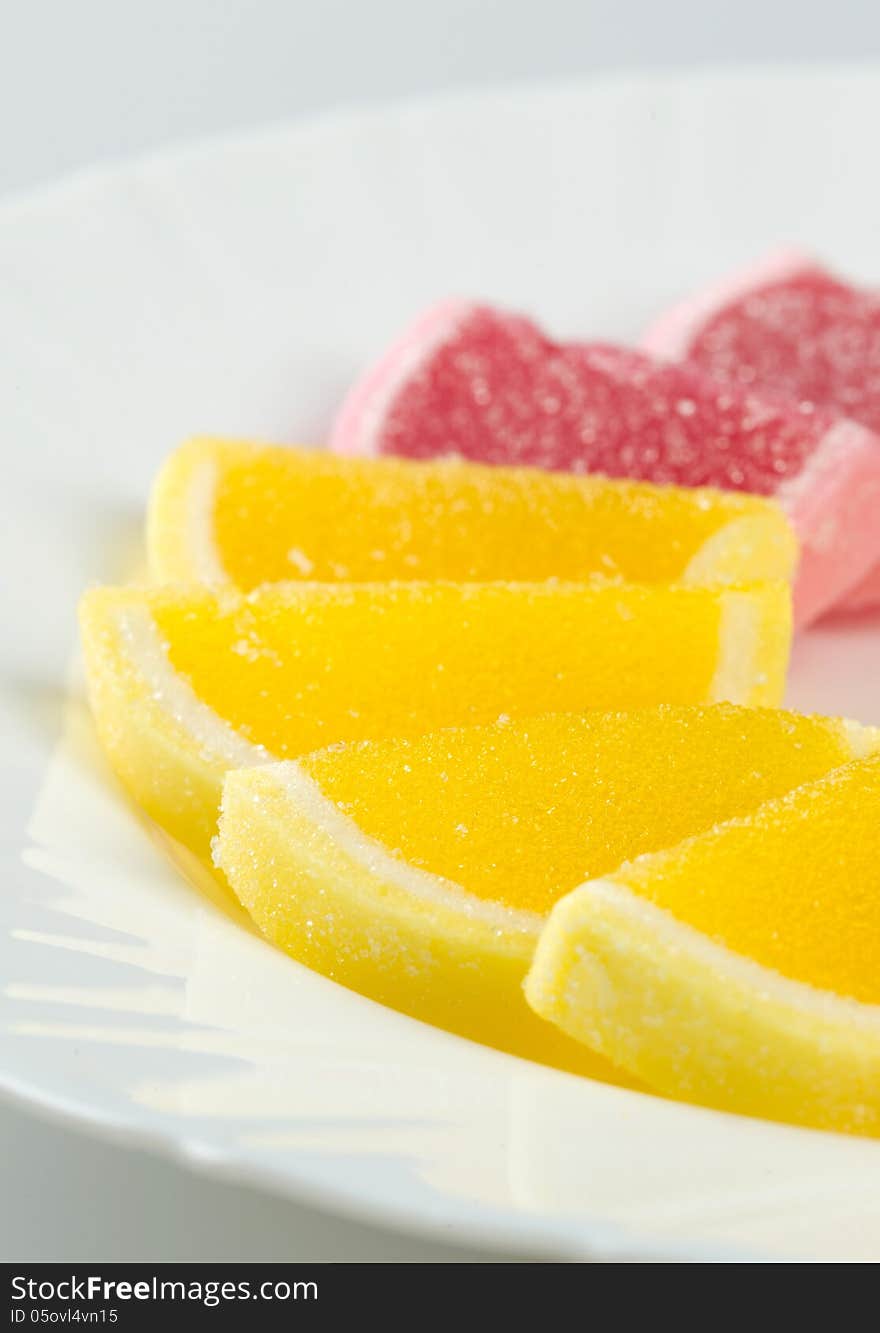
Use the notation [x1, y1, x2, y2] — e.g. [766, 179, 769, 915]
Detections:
[644, 251, 880, 611]
[331, 300, 880, 625]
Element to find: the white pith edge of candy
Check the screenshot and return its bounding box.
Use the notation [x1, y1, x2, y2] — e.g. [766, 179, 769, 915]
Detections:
[265, 759, 544, 936]
[331, 300, 474, 456]
[680, 512, 776, 587]
[541, 875, 880, 1035]
[710, 590, 763, 705]
[118, 604, 269, 768]
[115, 602, 543, 935]
[640, 247, 819, 360]
[182, 456, 228, 585]
[843, 718, 880, 758]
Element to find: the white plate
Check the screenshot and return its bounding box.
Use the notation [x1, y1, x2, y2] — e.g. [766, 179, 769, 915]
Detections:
[3, 67, 880, 1264]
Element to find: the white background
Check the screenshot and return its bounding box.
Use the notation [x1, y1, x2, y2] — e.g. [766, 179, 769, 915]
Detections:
[4, 0, 880, 198]
[3, 0, 880, 1264]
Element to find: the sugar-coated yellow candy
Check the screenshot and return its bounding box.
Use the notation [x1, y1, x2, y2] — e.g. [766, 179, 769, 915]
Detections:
[148, 438, 797, 591]
[219, 705, 876, 1076]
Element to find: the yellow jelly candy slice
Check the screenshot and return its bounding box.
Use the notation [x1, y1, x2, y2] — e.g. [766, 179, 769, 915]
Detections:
[79, 578, 791, 863]
[148, 438, 797, 590]
[526, 749, 880, 1134]
[218, 706, 875, 1077]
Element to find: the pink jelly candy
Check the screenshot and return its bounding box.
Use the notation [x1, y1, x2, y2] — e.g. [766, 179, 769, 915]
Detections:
[643, 250, 880, 612]
[330, 300, 880, 626]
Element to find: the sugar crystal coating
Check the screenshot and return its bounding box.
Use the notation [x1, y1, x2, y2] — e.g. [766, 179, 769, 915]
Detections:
[686, 266, 880, 435]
